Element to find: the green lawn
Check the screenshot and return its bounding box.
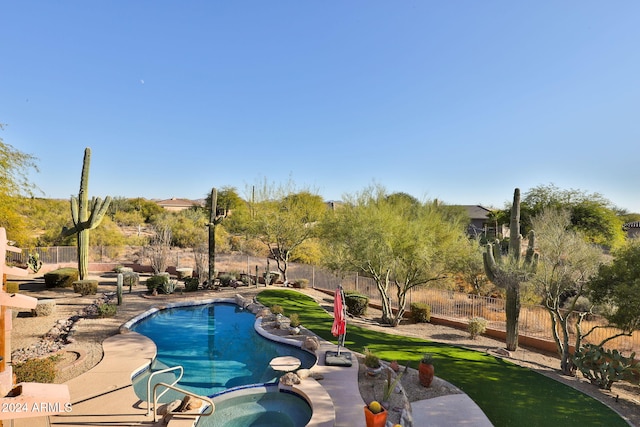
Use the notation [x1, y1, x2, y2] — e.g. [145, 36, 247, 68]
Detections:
[257, 289, 627, 427]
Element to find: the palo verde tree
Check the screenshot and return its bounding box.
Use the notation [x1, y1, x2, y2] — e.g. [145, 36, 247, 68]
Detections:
[483, 188, 537, 351]
[320, 186, 468, 326]
[512, 183, 626, 249]
[248, 180, 326, 282]
[530, 208, 603, 375]
[0, 124, 39, 246]
[587, 239, 640, 345]
[61, 148, 112, 279]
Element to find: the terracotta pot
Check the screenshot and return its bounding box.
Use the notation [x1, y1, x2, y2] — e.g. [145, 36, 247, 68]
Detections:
[363, 405, 387, 427]
[418, 362, 434, 387]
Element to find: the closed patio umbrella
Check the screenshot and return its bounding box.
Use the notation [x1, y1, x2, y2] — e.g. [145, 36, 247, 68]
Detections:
[325, 285, 352, 366]
[331, 286, 347, 339]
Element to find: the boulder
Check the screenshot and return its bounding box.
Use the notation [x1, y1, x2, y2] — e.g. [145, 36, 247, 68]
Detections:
[280, 372, 301, 386]
[302, 336, 319, 352]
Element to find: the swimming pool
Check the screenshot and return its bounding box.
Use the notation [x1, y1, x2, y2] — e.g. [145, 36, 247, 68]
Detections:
[129, 301, 316, 399]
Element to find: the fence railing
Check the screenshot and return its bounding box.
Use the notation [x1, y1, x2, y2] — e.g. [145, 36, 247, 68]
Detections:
[8, 246, 639, 355]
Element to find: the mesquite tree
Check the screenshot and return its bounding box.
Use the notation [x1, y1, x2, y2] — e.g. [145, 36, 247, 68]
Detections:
[61, 148, 111, 280]
[483, 188, 537, 351]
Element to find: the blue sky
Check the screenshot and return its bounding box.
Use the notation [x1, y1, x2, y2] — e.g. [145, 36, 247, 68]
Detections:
[2, 1, 640, 212]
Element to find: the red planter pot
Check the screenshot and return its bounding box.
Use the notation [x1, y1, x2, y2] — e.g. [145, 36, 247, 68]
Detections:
[418, 362, 434, 387]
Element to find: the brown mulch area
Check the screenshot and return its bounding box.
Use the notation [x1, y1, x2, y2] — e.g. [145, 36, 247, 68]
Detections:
[8, 277, 640, 426]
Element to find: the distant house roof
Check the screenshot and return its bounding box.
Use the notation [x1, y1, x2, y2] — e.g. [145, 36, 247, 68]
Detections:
[457, 205, 494, 220]
[156, 198, 204, 211]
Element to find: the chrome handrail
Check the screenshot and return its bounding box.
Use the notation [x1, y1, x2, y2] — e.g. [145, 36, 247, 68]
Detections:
[146, 365, 184, 415]
[152, 382, 215, 422]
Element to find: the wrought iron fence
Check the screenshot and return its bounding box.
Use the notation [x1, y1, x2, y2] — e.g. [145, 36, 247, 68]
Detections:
[8, 246, 639, 354]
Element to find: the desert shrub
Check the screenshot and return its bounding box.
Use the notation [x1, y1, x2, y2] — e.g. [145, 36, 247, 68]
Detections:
[13, 357, 56, 383]
[6, 282, 19, 293]
[270, 304, 284, 315]
[468, 316, 488, 339]
[184, 277, 200, 292]
[289, 313, 301, 327]
[291, 279, 309, 289]
[122, 271, 139, 289]
[113, 265, 133, 274]
[219, 273, 235, 287]
[73, 280, 98, 296]
[363, 347, 381, 369]
[344, 292, 369, 316]
[97, 303, 117, 317]
[410, 302, 431, 323]
[32, 299, 56, 317]
[44, 268, 78, 288]
[146, 274, 170, 293]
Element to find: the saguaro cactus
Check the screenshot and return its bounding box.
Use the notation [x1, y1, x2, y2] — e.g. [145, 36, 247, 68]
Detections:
[205, 188, 224, 288]
[483, 188, 537, 351]
[62, 148, 112, 280]
[116, 273, 123, 305]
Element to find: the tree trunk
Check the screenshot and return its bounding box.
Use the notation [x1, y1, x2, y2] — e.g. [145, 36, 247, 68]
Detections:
[559, 318, 575, 376]
[392, 287, 408, 327]
[505, 283, 520, 351]
[376, 283, 394, 324]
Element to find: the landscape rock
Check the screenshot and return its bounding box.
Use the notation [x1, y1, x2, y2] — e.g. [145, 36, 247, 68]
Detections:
[280, 372, 301, 386]
[302, 336, 319, 352]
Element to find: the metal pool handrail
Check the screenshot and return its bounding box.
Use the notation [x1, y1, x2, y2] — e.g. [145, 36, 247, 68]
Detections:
[146, 365, 184, 415]
[152, 382, 215, 422]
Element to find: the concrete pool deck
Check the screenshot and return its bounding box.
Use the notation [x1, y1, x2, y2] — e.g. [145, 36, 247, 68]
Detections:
[10, 303, 492, 427]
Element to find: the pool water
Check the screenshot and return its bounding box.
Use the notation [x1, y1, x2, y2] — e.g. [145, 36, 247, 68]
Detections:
[130, 302, 316, 399]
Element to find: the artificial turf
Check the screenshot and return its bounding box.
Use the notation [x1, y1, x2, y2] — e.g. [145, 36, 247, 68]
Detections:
[256, 289, 628, 427]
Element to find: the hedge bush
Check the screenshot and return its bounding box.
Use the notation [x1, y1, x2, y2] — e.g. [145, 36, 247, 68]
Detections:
[410, 302, 431, 323]
[122, 271, 139, 289]
[32, 300, 56, 317]
[97, 303, 117, 317]
[344, 292, 369, 316]
[73, 280, 98, 296]
[218, 273, 236, 287]
[146, 274, 169, 293]
[468, 317, 488, 339]
[44, 268, 79, 288]
[184, 277, 200, 292]
[14, 357, 57, 383]
[291, 279, 309, 289]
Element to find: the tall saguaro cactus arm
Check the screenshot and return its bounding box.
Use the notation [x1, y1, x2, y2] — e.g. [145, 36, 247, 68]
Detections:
[482, 242, 499, 283]
[509, 188, 523, 261]
[61, 148, 112, 280]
